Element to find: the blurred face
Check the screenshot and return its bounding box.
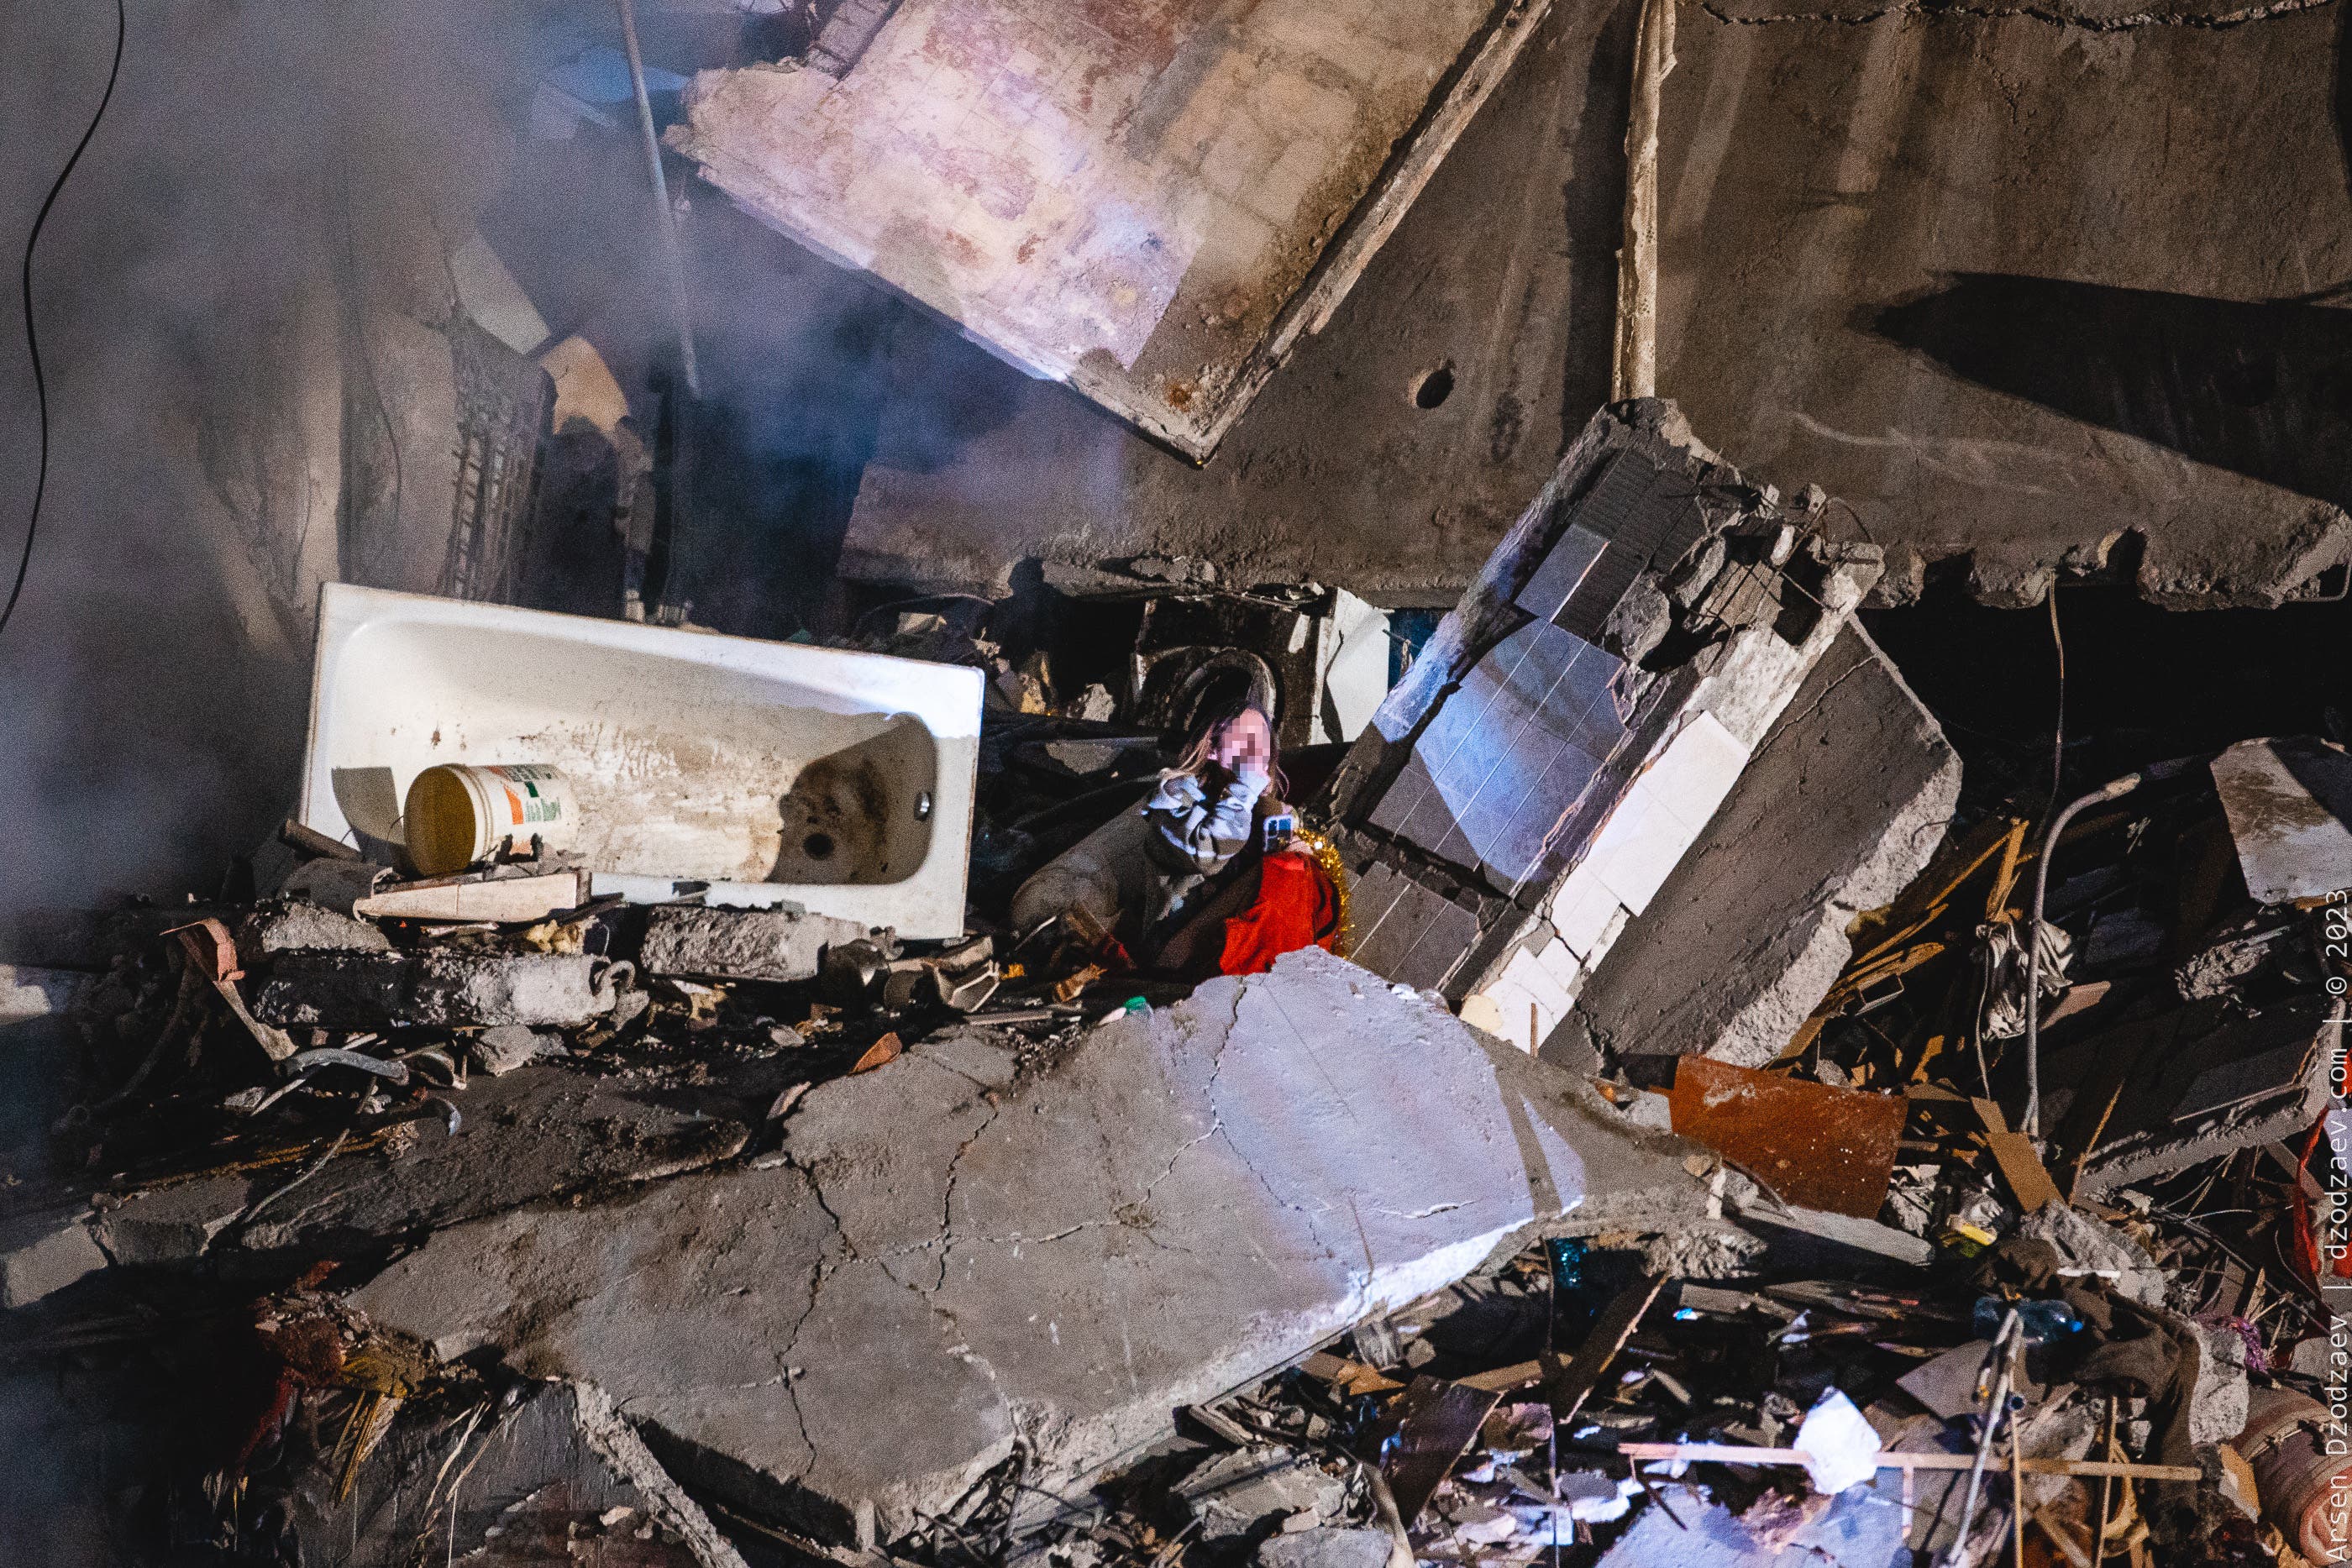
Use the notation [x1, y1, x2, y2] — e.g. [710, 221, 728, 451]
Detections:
[1210, 707, 1272, 777]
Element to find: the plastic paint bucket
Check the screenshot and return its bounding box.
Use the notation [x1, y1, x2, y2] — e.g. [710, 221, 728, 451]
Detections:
[402, 763, 580, 875]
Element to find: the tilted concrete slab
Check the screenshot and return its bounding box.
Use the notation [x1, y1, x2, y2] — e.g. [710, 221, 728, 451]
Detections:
[353, 949, 1708, 1544]
[675, 0, 1553, 459]
[1314, 401, 1882, 1049]
[2047, 993, 2339, 1199]
[1555, 623, 1960, 1068]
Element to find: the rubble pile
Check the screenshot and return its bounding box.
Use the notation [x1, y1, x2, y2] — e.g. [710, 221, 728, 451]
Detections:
[4, 841, 1116, 1314]
[4, 405, 2350, 1568]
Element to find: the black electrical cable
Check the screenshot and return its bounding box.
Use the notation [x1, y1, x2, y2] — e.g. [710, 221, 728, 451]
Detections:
[3, 0, 126, 643]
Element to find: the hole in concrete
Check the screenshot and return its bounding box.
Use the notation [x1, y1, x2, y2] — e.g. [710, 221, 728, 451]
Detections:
[804, 831, 837, 861]
[1411, 364, 1456, 410]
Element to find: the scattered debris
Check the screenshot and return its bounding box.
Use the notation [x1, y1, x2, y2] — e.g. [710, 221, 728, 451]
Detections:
[9, 398, 2349, 1568]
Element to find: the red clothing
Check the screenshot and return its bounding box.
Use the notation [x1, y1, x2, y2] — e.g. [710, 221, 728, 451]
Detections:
[1216, 848, 1341, 976]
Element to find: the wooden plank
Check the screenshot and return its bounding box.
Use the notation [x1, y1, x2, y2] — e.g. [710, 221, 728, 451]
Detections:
[1986, 816, 2030, 920]
[1542, 1274, 1665, 1423]
[1456, 1359, 1544, 1393]
[1299, 1350, 1407, 1396]
[1613, 1443, 2198, 1481]
[355, 870, 588, 925]
[1974, 1097, 2066, 1212]
[1379, 1377, 1504, 1524]
[2265, 1140, 2325, 1201]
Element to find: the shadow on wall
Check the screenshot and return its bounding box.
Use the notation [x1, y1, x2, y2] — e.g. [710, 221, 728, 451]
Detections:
[1872, 273, 2352, 509]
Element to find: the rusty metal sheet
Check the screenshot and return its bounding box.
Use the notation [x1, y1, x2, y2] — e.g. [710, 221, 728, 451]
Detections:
[1667, 1057, 1905, 1219]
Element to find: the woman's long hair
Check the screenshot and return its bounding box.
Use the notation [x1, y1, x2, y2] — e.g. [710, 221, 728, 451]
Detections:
[1173, 671, 1287, 799]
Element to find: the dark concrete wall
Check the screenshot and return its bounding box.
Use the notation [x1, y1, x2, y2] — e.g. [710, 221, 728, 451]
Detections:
[1658, 0, 2352, 607]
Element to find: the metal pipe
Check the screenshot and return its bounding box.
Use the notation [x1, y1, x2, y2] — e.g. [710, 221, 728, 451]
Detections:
[1941, 1310, 2021, 1568]
[2023, 772, 2143, 1136]
[614, 0, 700, 396]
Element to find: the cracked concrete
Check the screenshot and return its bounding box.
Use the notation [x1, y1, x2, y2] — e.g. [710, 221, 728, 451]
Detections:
[352, 949, 1709, 1544]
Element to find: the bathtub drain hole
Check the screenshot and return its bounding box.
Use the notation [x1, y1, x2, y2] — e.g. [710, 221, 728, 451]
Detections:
[804, 832, 837, 861]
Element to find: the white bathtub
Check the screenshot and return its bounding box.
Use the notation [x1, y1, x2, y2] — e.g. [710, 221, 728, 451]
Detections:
[299, 585, 983, 939]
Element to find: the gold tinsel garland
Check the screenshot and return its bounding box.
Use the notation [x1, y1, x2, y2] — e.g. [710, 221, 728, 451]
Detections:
[1288, 822, 1352, 959]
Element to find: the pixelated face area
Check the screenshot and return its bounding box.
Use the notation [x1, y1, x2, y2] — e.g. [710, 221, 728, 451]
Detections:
[1210, 707, 1272, 776]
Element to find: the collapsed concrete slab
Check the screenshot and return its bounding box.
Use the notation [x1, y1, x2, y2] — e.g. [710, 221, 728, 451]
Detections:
[676, 0, 1553, 459]
[2048, 993, 2339, 1198]
[353, 949, 1709, 1544]
[1553, 623, 1960, 1068]
[1314, 401, 1882, 1051]
[1656, 3, 2352, 610]
[2209, 736, 2352, 905]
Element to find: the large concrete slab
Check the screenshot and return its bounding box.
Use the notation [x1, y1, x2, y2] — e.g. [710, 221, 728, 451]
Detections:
[832, 0, 1621, 600]
[353, 949, 1708, 1544]
[1554, 623, 1960, 1068]
[1316, 401, 1882, 1047]
[1656, 1, 2352, 608]
[678, 0, 1552, 458]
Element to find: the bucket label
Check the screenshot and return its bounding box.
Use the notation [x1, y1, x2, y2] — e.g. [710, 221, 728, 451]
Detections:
[490, 765, 565, 826]
[499, 784, 563, 826]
